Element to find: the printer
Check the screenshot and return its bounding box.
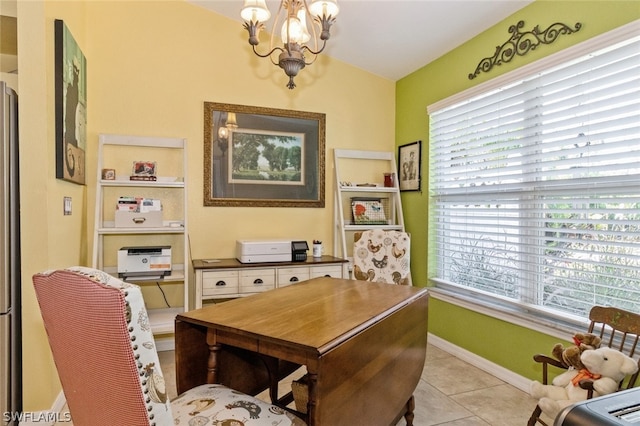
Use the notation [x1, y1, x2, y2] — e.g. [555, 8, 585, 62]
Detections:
[236, 240, 292, 263]
[555, 387, 640, 425]
[117, 246, 172, 279]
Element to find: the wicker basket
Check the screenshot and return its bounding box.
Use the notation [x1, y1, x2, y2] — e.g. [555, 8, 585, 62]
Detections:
[291, 375, 309, 414]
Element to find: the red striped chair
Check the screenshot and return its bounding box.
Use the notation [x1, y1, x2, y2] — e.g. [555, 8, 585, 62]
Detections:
[33, 267, 305, 426]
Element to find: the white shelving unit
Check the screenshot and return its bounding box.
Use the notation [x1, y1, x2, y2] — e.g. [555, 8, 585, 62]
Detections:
[92, 134, 189, 335]
[333, 149, 406, 262]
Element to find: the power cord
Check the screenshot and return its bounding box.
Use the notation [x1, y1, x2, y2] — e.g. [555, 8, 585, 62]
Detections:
[155, 282, 171, 308]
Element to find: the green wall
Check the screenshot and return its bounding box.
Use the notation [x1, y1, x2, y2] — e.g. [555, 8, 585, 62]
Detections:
[396, 0, 640, 379]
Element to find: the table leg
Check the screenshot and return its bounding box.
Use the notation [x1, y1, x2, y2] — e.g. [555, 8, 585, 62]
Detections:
[404, 395, 415, 426]
[306, 371, 318, 424]
[207, 343, 222, 384]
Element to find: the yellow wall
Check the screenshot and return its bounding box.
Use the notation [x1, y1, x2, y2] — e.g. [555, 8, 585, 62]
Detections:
[19, 0, 395, 410]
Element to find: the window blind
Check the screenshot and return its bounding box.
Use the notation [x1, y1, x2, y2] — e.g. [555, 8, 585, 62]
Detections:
[428, 26, 640, 318]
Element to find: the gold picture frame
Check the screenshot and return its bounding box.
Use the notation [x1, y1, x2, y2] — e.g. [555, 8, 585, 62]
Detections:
[204, 102, 325, 207]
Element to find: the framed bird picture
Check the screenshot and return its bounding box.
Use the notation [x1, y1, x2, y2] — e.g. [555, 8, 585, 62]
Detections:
[351, 197, 388, 225]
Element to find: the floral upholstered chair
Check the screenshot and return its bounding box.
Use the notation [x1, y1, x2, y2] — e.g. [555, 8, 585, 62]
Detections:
[33, 267, 305, 426]
[353, 229, 411, 285]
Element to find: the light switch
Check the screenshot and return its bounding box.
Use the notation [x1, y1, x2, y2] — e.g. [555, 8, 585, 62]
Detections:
[64, 196, 72, 215]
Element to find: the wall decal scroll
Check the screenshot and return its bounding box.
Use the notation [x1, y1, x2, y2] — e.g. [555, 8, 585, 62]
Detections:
[468, 20, 582, 80]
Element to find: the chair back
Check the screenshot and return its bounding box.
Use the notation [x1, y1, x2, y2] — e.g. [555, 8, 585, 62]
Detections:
[587, 306, 640, 390]
[353, 229, 411, 285]
[33, 267, 173, 426]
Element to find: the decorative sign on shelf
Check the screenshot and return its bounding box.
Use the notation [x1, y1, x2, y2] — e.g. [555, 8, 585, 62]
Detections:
[468, 20, 582, 80]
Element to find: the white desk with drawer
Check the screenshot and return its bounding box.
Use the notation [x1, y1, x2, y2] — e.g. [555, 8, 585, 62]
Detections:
[192, 256, 349, 308]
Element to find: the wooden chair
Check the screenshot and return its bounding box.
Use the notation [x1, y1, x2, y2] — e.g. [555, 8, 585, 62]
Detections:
[33, 267, 305, 426]
[353, 229, 411, 285]
[528, 306, 640, 426]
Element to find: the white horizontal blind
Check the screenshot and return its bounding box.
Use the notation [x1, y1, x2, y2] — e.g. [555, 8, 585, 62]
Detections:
[429, 31, 640, 318]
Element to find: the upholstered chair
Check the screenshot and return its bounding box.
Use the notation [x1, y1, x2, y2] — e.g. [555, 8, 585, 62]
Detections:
[33, 266, 305, 426]
[353, 229, 411, 285]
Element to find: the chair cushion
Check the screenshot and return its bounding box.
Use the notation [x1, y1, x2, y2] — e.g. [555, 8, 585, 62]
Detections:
[172, 384, 305, 425]
[353, 229, 411, 285]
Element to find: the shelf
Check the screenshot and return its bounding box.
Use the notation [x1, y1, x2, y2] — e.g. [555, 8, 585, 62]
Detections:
[99, 178, 185, 188]
[343, 224, 404, 231]
[97, 224, 186, 235]
[93, 134, 190, 336]
[338, 186, 397, 193]
[334, 149, 406, 260]
[103, 265, 186, 283]
[148, 307, 184, 334]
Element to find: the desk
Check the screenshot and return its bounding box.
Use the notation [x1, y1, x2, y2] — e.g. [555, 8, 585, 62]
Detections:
[175, 277, 428, 426]
[192, 256, 349, 308]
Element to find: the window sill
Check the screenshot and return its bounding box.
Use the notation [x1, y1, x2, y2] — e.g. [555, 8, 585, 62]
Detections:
[428, 285, 589, 342]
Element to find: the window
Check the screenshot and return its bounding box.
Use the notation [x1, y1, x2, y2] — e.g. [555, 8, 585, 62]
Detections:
[428, 23, 640, 320]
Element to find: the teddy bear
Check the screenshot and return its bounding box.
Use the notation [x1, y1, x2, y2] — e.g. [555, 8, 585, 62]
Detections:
[551, 332, 602, 370]
[530, 346, 639, 419]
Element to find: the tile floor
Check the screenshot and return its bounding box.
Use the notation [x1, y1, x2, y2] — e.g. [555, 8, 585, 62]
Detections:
[157, 343, 545, 426]
[57, 343, 547, 425]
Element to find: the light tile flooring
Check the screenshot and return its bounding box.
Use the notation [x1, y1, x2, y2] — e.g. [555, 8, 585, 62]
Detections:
[158, 343, 544, 426]
[58, 343, 546, 425]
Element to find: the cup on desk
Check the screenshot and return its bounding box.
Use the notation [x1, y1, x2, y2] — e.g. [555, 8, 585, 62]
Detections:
[313, 241, 323, 258]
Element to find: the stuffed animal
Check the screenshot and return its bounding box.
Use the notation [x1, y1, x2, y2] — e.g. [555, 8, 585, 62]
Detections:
[530, 346, 639, 419]
[551, 332, 602, 370]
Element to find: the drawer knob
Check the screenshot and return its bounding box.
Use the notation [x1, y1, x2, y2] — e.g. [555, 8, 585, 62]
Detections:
[254, 278, 263, 285]
[290, 277, 299, 282]
[215, 280, 226, 286]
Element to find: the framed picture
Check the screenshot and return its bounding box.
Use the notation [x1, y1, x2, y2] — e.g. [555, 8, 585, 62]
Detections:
[204, 102, 326, 207]
[398, 141, 421, 191]
[132, 161, 157, 176]
[54, 19, 87, 185]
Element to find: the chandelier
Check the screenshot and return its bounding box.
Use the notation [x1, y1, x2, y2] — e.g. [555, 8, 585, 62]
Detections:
[241, 0, 339, 89]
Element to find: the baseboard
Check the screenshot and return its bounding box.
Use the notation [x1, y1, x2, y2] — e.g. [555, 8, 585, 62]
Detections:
[18, 392, 68, 426]
[156, 335, 175, 352]
[428, 332, 532, 393]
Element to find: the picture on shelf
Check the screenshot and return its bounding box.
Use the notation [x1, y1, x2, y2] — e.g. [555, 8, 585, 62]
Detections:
[351, 198, 387, 225]
[132, 161, 157, 176]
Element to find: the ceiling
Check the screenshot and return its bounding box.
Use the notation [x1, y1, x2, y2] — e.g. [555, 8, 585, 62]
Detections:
[189, 0, 535, 81]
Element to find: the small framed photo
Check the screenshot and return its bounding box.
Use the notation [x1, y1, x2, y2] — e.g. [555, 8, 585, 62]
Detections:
[398, 141, 421, 192]
[101, 168, 116, 180]
[132, 161, 157, 176]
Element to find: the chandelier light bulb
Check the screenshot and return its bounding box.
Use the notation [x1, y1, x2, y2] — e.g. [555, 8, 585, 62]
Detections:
[308, 0, 339, 18]
[281, 11, 311, 44]
[240, 0, 271, 22]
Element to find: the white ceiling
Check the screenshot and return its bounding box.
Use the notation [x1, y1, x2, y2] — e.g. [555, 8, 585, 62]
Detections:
[189, 0, 535, 80]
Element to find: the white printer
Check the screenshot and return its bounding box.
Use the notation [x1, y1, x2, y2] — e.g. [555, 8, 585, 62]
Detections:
[117, 246, 172, 279]
[236, 240, 292, 263]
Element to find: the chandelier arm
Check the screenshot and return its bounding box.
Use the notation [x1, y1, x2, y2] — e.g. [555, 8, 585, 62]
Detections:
[300, 39, 328, 63]
[252, 44, 285, 62]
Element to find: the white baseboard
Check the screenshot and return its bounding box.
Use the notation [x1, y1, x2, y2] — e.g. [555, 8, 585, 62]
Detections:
[18, 391, 68, 426]
[156, 335, 175, 352]
[428, 332, 532, 393]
